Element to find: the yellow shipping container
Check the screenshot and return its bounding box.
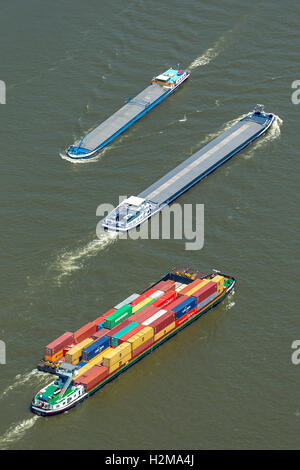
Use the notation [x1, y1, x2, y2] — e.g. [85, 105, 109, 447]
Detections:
[126, 326, 154, 351]
[132, 297, 152, 313]
[211, 275, 224, 294]
[65, 337, 94, 364]
[186, 279, 210, 296]
[154, 322, 175, 342]
[108, 353, 132, 374]
[75, 347, 112, 378]
[102, 342, 131, 368]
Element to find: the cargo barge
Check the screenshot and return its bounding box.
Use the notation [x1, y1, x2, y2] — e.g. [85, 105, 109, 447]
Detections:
[102, 105, 275, 232]
[32, 268, 235, 416]
[66, 68, 190, 160]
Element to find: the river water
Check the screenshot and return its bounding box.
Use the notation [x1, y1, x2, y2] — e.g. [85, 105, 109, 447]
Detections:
[0, 0, 299, 450]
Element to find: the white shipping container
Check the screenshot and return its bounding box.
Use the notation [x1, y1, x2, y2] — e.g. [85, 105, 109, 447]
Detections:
[149, 290, 164, 300]
[142, 309, 167, 326]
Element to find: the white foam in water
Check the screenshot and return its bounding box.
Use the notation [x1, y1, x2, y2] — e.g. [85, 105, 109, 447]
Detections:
[179, 114, 187, 123]
[0, 369, 50, 401]
[243, 114, 283, 159]
[188, 34, 227, 70]
[56, 232, 118, 281]
[0, 416, 39, 449]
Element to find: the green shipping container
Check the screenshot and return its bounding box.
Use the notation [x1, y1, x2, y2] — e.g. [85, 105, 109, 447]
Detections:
[104, 304, 133, 329]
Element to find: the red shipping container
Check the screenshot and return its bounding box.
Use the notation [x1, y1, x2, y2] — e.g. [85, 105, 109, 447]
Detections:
[152, 290, 176, 309]
[130, 305, 161, 323]
[92, 315, 105, 326]
[63, 342, 78, 356]
[191, 281, 217, 304]
[45, 332, 74, 356]
[179, 279, 203, 296]
[118, 324, 145, 344]
[141, 287, 157, 297]
[105, 319, 132, 339]
[148, 310, 175, 334]
[132, 337, 154, 359]
[129, 293, 148, 307]
[91, 328, 110, 340]
[73, 365, 109, 392]
[154, 280, 175, 292]
[175, 307, 197, 327]
[74, 322, 97, 343]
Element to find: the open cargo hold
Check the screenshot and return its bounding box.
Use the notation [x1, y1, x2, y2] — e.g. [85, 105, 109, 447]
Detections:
[44, 332, 74, 361]
[73, 365, 109, 392]
[126, 326, 154, 351]
[65, 338, 94, 365]
[74, 323, 97, 343]
[111, 321, 140, 347]
[104, 304, 132, 329]
[74, 347, 112, 378]
[102, 342, 132, 368]
[82, 336, 110, 361]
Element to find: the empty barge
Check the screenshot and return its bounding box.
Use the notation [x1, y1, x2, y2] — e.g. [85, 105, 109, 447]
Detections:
[102, 105, 275, 232]
[32, 268, 235, 416]
[66, 68, 190, 160]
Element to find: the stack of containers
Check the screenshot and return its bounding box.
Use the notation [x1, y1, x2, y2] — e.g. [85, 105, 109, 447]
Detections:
[73, 365, 109, 392]
[105, 319, 133, 346]
[74, 322, 97, 343]
[63, 342, 78, 356]
[131, 297, 155, 314]
[104, 304, 132, 329]
[179, 278, 218, 312]
[130, 305, 161, 323]
[151, 290, 176, 309]
[44, 332, 74, 362]
[153, 279, 175, 293]
[102, 342, 132, 374]
[210, 275, 224, 294]
[92, 315, 106, 331]
[82, 336, 110, 361]
[142, 309, 175, 341]
[75, 344, 113, 379]
[91, 328, 110, 341]
[114, 294, 139, 310]
[116, 324, 146, 346]
[110, 321, 140, 347]
[125, 326, 154, 359]
[65, 337, 94, 365]
[167, 295, 197, 327]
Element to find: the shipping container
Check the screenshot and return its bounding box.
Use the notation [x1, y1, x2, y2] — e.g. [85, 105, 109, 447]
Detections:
[102, 342, 132, 368]
[149, 289, 165, 300]
[75, 348, 112, 378]
[132, 337, 154, 359]
[175, 307, 197, 327]
[196, 291, 218, 311]
[92, 315, 106, 331]
[111, 321, 139, 347]
[75, 360, 87, 370]
[105, 319, 132, 345]
[129, 293, 148, 307]
[154, 321, 175, 342]
[65, 337, 94, 364]
[91, 328, 110, 341]
[141, 287, 157, 298]
[152, 290, 176, 309]
[74, 323, 97, 343]
[44, 350, 64, 363]
[104, 304, 132, 329]
[126, 326, 154, 351]
[149, 310, 175, 334]
[210, 275, 224, 294]
[153, 279, 175, 292]
[114, 293, 139, 310]
[82, 336, 110, 361]
[108, 353, 131, 375]
[132, 297, 155, 314]
[73, 365, 109, 392]
[63, 343, 78, 356]
[169, 296, 197, 320]
[102, 308, 117, 318]
[190, 281, 217, 304]
[130, 305, 161, 324]
[179, 278, 205, 296]
[45, 332, 74, 357]
[117, 323, 145, 345]
[142, 309, 168, 326]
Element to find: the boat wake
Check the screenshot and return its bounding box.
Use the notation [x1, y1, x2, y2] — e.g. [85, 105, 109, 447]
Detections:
[0, 416, 39, 449]
[187, 33, 228, 70]
[55, 232, 118, 281]
[242, 114, 283, 159]
[0, 369, 50, 401]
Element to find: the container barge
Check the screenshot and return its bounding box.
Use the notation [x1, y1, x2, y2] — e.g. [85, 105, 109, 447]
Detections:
[66, 68, 190, 160]
[102, 105, 275, 232]
[32, 268, 235, 416]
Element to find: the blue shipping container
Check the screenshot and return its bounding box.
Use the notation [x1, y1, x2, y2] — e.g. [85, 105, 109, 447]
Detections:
[82, 336, 110, 361]
[75, 360, 87, 370]
[96, 320, 105, 331]
[171, 296, 197, 320]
